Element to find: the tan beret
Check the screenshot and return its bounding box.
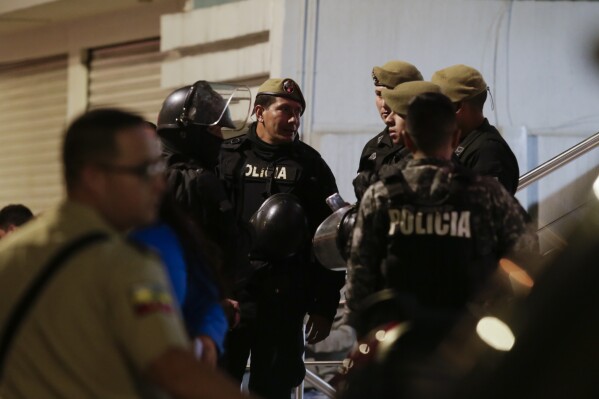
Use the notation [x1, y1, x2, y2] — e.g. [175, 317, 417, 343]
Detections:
[382, 81, 441, 116]
[372, 60, 423, 89]
[256, 78, 306, 115]
[431, 64, 488, 103]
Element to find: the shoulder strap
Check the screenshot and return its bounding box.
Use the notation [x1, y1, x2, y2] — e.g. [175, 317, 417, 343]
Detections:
[0, 231, 109, 378]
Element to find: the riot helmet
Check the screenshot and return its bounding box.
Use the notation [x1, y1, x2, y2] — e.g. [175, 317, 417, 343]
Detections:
[157, 81, 251, 167]
[249, 193, 308, 262]
[313, 204, 357, 270]
[157, 81, 251, 134]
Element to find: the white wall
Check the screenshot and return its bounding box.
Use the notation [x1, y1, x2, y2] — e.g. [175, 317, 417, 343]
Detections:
[271, 0, 599, 207]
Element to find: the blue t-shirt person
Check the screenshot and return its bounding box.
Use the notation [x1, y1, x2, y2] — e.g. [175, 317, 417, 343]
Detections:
[131, 223, 228, 355]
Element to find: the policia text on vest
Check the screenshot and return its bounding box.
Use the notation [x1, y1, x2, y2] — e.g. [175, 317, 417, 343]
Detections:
[388, 209, 471, 238]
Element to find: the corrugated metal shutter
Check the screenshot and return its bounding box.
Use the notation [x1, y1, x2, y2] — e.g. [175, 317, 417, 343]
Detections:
[0, 55, 68, 214]
[88, 39, 173, 123]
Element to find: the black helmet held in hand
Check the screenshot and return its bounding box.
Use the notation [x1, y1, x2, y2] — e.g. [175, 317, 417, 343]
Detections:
[249, 193, 308, 262]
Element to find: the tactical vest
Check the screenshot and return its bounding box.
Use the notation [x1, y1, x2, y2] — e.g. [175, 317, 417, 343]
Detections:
[378, 165, 498, 309]
[164, 152, 252, 287]
[220, 135, 324, 228]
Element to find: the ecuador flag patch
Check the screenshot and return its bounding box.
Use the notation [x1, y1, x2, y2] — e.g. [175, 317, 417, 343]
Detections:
[131, 283, 174, 315]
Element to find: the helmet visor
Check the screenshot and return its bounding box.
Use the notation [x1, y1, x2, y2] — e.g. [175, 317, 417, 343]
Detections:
[184, 81, 251, 131]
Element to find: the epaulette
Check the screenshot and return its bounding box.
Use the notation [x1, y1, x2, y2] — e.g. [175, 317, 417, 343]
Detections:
[222, 134, 248, 150]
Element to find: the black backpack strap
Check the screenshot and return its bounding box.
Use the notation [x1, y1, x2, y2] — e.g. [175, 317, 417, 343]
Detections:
[0, 231, 109, 378]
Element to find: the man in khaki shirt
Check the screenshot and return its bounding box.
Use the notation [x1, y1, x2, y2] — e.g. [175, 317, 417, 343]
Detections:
[0, 109, 252, 399]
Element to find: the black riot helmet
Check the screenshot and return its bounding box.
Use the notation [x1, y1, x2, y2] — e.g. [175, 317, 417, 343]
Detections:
[313, 204, 357, 270]
[157, 81, 251, 135]
[249, 193, 308, 262]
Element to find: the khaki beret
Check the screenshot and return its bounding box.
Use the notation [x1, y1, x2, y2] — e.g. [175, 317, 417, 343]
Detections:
[256, 78, 306, 115]
[382, 81, 441, 116]
[372, 60, 423, 89]
[431, 64, 488, 103]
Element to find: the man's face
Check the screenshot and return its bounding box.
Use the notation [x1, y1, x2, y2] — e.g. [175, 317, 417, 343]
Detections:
[384, 111, 406, 145]
[375, 86, 391, 123]
[255, 96, 302, 145]
[98, 124, 166, 231]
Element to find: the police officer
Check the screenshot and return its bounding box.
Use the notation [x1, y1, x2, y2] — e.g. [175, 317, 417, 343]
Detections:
[0, 109, 252, 399]
[346, 90, 537, 334]
[157, 81, 253, 291]
[431, 64, 520, 195]
[219, 78, 345, 399]
[353, 60, 423, 200]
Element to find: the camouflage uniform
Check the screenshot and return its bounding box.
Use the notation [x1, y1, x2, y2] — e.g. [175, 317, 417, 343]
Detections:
[346, 157, 536, 328]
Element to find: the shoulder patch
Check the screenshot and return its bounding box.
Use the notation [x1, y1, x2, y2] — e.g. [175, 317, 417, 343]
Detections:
[130, 283, 174, 316]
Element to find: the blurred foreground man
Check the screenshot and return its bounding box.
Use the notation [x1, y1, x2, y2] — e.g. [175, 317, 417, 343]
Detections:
[0, 109, 252, 399]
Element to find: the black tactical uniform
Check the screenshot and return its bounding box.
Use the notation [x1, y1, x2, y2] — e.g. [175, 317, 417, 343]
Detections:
[455, 118, 519, 195]
[354, 128, 410, 200]
[156, 82, 253, 290]
[346, 157, 536, 330]
[219, 122, 345, 398]
[353, 60, 424, 201]
[161, 140, 251, 288]
[357, 127, 408, 173]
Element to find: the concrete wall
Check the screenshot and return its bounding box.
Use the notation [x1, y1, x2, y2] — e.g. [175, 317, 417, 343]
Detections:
[1, 0, 596, 238]
[160, 0, 599, 248]
[0, 0, 183, 121]
[281, 0, 599, 206]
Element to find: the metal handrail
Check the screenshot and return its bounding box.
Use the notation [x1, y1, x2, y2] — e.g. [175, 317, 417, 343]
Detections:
[304, 369, 336, 398]
[517, 131, 599, 191]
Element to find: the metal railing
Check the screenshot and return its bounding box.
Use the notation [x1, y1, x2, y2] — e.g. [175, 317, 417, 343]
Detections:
[517, 131, 599, 191]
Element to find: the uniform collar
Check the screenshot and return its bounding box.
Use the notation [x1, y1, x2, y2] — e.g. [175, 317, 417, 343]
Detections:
[58, 200, 122, 237]
[405, 157, 455, 170]
[247, 122, 295, 161]
[377, 126, 394, 148]
[455, 118, 492, 157]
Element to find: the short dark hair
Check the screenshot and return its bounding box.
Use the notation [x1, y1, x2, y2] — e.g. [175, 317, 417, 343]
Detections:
[406, 92, 457, 154]
[62, 109, 146, 191]
[0, 204, 34, 229]
[254, 94, 278, 111]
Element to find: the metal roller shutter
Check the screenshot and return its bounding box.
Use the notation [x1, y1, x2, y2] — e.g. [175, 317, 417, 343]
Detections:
[0, 55, 68, 214]
[88, 39, 173, 123]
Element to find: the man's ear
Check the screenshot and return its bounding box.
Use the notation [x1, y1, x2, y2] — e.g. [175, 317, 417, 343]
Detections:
[451, 127, 461, 150]
[403, 130, 416, 152]
[254, 105, 265, 123]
